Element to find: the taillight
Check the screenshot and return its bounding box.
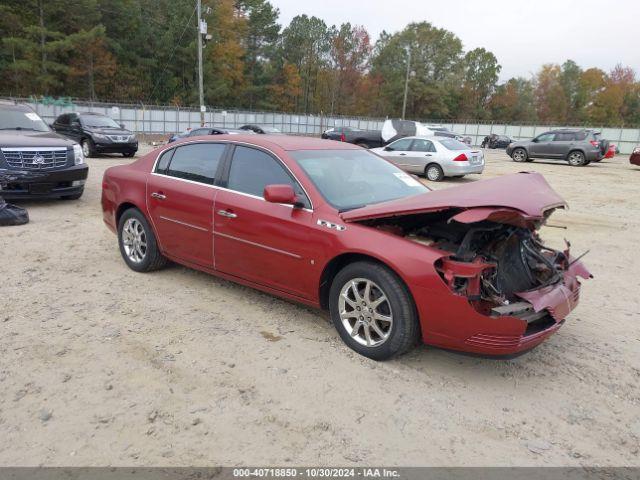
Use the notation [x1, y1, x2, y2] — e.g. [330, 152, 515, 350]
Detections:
[340, 133, 346, 142]
[453, 153, 468, 162]
[590, 140, 599, 147]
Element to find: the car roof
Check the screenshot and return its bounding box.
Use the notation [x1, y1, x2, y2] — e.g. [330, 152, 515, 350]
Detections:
[177, 134, 361, 151]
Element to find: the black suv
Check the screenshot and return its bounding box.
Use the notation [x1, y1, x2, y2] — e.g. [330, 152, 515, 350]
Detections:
[0, 101, 88, 200]
[506, 129, 608, 166]
[52, 112, 137, 158]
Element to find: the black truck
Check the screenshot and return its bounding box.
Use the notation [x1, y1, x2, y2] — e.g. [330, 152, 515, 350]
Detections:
[321, 126, 384, 149]
[0, 101, 88, 200]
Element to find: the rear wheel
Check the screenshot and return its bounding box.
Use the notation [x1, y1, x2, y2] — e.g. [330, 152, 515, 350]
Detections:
[117, 208, 167, 272]
[568, 150, 587, 166]
[511, 148, 528, 162]
[329, 261, 419, 360]
[425, 163, 444, 182]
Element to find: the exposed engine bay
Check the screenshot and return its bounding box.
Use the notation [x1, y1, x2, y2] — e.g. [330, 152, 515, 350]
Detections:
[368, 209, 581, 319]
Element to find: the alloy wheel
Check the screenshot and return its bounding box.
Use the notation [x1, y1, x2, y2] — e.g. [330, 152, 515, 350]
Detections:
[121, 218, 147, 263]
[338, 278, 393, 347]
[568, 152, 584, 166]
[512, 149, 526, 162]
[82, 141, 90, 157]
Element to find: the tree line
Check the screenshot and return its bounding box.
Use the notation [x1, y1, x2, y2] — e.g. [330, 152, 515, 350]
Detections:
[1, 0, 639, 126]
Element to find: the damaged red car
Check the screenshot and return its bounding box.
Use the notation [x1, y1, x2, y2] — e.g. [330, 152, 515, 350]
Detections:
[101, 135, 591, 360]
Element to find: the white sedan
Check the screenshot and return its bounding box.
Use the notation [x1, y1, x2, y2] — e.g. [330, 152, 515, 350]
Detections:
[370, 136, 485, 182]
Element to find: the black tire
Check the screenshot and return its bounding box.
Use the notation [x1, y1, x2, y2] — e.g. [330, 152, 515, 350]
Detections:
[567, 150, 587, 166]
[356, 141, 370, 149]
[452, 175, 465, 178]
[117, 208, 167, 272]
[425, 163, 444, 182]
[511, 148, 528, 162]
[329, 261, 420, 360]
[61, 189, 84, 200]
[123, 151, 136, 158]
[82, 138, 96, 158]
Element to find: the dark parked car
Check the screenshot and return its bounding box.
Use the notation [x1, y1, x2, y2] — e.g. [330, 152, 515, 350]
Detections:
[321, 126, 384, 149]
[52, 112, 137, 158]
[506, 129, 608, 166]
[240, 124, 282, 134]
[167, 126, 248, 143]
[0, 101, 88, 200]
[481, 134, 512, 149]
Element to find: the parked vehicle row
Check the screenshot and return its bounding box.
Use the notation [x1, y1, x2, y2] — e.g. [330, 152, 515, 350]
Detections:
[321, 126, 385, 149]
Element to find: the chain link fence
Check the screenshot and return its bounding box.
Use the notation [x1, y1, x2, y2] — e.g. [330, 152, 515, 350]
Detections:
[9, 97, 640, 154]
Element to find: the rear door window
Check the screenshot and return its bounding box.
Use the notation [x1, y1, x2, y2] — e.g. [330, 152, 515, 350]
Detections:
[553, 133, 574, 141]
[165, 143, 226, 185]
[411, 138, 436, 152]
[226, 145, 310, 208]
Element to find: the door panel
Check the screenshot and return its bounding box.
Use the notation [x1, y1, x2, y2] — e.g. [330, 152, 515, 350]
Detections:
[529, 133, 555, 157]
[147, 175, 215, 266]
[214, 190, 315, 298]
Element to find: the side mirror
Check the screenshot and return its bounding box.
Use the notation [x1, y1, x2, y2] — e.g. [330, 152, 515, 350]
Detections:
[120, 123, 125, 129]
[384, 146, 393, 151]
[264, 184, 300, 207]
[531, 137, 538, 143]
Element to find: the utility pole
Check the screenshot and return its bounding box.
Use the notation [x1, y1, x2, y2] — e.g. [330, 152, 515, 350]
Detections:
[402, 48, 411, 120]
[197, 0, 205, 126]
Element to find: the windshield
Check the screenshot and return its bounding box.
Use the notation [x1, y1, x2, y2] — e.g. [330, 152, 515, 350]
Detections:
[292, 149, 429, 211]
[0, 108, 49, 132]
[80, 115, 120, 128]
[439, 138, 470, 150]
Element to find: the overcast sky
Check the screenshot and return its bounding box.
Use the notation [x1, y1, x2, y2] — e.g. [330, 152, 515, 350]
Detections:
[270, 0, 640, 81]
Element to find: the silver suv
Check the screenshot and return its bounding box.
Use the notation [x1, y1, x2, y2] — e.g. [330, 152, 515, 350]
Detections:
[506, 129, 608, 166]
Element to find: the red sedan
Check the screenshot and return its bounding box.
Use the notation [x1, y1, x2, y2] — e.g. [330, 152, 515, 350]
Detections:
[631, 146, 640, 166]
[101, 135, 591, 360]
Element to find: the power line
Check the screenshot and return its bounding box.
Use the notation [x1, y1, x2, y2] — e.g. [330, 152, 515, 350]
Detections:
[146, 3, 198, 104]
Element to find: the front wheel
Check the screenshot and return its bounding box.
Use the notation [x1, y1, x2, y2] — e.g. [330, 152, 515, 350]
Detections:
[329, 261, 420, 360]
[117, 208, 167, 272]
[82, 139, 96, 158]
[511, 148, 528, 162]
[425, 163, 444, 182]
[568, 151, 587, 166]
[123, 151, 136, 158]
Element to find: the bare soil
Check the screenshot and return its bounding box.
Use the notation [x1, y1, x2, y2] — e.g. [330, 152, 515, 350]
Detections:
[1, 146, 639, 466]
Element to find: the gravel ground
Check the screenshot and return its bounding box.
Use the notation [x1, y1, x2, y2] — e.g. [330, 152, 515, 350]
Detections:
[1, 145, 639, 467]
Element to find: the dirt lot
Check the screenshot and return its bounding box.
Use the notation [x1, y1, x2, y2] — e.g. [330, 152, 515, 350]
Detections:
[1, 145, 639, 467]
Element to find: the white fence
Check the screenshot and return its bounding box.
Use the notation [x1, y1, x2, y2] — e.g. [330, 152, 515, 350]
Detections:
[14, 97, 640, 155]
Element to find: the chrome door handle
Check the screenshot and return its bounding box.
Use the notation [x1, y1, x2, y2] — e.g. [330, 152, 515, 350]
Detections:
[424, 153, 433, 156]
[399, 153, 407, 156]
[217, 209, 237, 218]
[151, 192, 166, 200]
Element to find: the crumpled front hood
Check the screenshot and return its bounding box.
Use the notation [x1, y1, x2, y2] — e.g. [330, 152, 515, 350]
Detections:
[340, 172, 567, 224]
